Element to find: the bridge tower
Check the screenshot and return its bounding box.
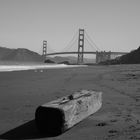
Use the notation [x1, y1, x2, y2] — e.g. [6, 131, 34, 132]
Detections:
[77, 29, 84, 64]
[42, 40, 47, 57]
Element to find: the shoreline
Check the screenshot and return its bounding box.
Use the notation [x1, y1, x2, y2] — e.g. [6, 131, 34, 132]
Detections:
[0, 64, 87, 72]
[0, 65, 139, 140]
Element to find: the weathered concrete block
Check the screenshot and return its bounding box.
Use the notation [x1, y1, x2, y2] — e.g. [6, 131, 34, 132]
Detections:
[35, 90, 102, 136]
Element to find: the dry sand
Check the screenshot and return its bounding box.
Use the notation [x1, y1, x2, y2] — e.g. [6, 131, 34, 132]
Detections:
[0, 64, 140, 140]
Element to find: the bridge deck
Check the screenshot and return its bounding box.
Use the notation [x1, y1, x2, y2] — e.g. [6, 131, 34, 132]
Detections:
[47, 51, 128, 56]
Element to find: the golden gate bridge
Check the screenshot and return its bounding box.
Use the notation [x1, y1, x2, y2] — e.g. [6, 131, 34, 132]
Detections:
[42, 29, 128, 64]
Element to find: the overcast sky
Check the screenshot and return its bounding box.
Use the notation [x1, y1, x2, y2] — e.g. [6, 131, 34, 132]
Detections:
[0, 0, 140, 54]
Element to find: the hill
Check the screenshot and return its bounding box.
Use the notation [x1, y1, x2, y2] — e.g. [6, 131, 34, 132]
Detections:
[46, 56, 95, 64]
[119, 46, 140, 64]
[0, 47, 44, 62]
[0, 46, 95, 64]
[46, 56, 76, 64]
[100, 46, 140, 65]
[0, 47, 14, 59]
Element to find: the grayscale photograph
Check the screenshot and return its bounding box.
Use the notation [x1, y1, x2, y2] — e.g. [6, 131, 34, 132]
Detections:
[0, 0, 140, 140]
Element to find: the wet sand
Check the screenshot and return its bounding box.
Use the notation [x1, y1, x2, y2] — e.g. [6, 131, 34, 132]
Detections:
[0, 64, 140, 140]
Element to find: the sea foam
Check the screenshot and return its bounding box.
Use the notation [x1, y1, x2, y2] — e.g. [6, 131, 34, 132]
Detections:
[0, 64, 86, 72]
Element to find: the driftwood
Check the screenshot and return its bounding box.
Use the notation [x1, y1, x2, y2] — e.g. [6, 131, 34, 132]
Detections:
[35, 90, 102, 136]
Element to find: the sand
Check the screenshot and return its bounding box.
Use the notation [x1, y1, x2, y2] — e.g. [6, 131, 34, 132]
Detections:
[0, 64, 140, 140]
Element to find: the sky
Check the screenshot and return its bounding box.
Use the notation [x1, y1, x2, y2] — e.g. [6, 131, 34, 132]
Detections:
[0, 0, 140, 55]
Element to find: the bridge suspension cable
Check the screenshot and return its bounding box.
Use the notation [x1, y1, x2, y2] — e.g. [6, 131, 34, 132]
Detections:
[47, 42, 56, 53]
[61, 29, 101, 53]
[85, 37, 97, 51]
[61, 30, 78, 52]
[84, 30, 100, 51]
[46, 29, 101, 55]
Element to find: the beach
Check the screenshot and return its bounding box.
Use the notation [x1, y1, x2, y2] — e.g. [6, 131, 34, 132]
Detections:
[0, 64, 140, 140]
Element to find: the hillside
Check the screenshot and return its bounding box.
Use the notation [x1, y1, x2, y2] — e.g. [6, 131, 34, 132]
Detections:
[0, 47, 44, 62]
[119, 46, 140, 64]
[46, 56, 95, 64]
[100, 46, 140, 65]
[46, 56, 76, 64]
[0, 47, 14, 59]
[0, 46, 95, 64]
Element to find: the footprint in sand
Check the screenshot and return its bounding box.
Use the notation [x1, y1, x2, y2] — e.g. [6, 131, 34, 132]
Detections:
[108, 130, 118, 138]
[108, 130, 118, 133]
[96, 122, 108, 126]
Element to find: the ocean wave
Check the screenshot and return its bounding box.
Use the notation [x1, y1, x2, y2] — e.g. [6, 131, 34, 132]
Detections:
[0, 64, 86, 72]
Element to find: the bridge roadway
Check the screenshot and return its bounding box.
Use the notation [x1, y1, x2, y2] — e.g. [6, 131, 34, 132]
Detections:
[47, 51, 128, 56]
